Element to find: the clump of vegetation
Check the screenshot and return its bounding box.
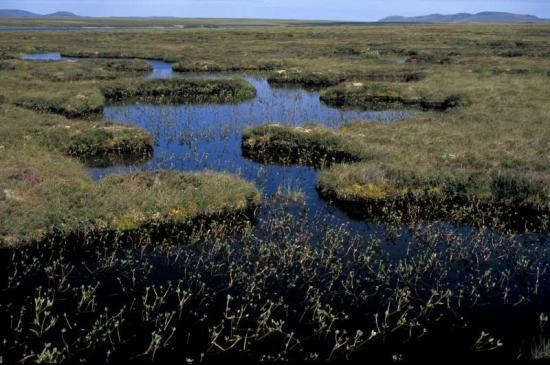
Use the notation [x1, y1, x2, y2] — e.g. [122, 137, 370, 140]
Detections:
[242, 123, 368, 166]
[49, 122, 153, 158]
[320, 81, 469, 110]
[172, 59, 224, 72]
[530, 338, 550, 361]
[101, 77, 257, 104]
[1, 104, 153, 159]
[14, 89, 105, 118]
[267, 69, 345, 87]
[267, 68, 424, 88]
[317, 165, 549, 231]
[0, 143, 260, 246]
[172, 59, 284, 72]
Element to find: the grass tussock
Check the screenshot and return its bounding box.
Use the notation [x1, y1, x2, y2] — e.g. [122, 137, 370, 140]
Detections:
[13, 87, 105, 118]
[0, 143, 260, 246]
[317, 164, 549, 231]
[242, 123, 368, 166]
[101, 77, 256, 104]
[172, 59, 283, 72]
[0, 104, 152, 158]
[267, 68, 425, 88]
[320, 81, 469, 110]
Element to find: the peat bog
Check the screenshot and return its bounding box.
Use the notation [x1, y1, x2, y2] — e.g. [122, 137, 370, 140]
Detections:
[0, 24, 549, 364]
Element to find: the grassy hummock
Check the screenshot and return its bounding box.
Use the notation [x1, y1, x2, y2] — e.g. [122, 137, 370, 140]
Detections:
[0, 145, 260, 246]
[267, 68, 425, 88]
[100, 77, 257, 104]
[320, 81, 469, 110]
[242, 123, 368, 166]
[317, 164, 549, 232]
[14, 87, 105, 118]
[172, 59, 283, 72]
[0, 104, 260, 247]
[267, 69, 345, 87]
[98, 170, 261, 232]
[1, 105, 153, 159]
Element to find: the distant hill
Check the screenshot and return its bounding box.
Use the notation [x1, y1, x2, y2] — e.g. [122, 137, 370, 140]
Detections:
[379, 12, 547, 23]
[46, 11, 79, 18]
[0, 9, 80, 18]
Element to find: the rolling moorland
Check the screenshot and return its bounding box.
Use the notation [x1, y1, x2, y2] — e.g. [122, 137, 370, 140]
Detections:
[0, 23, 549, 363]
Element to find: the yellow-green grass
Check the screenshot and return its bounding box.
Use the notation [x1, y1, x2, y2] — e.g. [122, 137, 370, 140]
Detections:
[0, 143, 260, 246]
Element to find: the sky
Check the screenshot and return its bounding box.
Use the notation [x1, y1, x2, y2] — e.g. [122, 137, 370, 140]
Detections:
[2, 0, 549, 21]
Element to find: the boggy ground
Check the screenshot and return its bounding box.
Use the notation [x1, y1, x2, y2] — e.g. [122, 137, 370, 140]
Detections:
[3, 25, 544, 230]
[234, 26, 550, 231]
[0, 105, 260, 247]
[0, 61, 260, 247]
[0, 23, 549, 363]
[0, 59, 256, 118]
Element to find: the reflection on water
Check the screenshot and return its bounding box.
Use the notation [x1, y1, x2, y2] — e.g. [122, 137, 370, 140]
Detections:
[21, 52, 416, 239]
[97, 75, 414, 238]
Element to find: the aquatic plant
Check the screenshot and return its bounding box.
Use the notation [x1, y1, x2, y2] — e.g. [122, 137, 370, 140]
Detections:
[0, 210, 548, 363]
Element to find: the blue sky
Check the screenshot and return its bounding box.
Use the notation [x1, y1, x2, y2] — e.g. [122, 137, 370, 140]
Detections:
[2, 0, 549, 21]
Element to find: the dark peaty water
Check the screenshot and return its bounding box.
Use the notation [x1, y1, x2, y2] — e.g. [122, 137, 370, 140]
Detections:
[21, 52, 415, 240]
